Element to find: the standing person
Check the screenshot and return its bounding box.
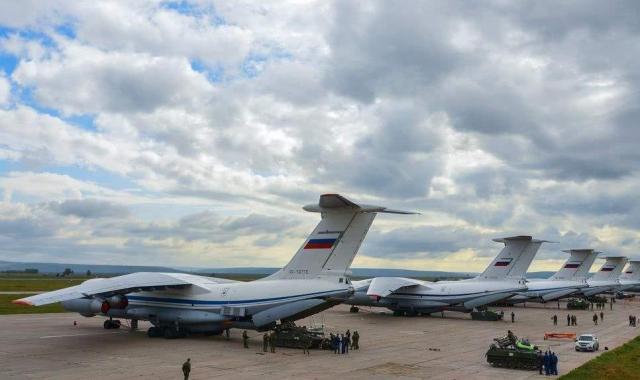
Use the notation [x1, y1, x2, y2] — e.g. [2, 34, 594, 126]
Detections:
[341, 334, 346, 354]
[352, 331, 360, 350]
[346, 329, 351, 341]
[543, 351, 550, 376]
[242, 330, 249, 348]
[511, 311, 515, 323]
[302, 335, 311, 355]
[182, 358, 191, 380]
[270, 332, 276, 353]
[536, 350, 544, 375]
[567, 314, 571, 326]
[593, 313, 598, 325]
[552, 315, 558, 326]
[333, 334, 339, 354]
[337, 334, 343, 354]
[551, 351, 559, 375]
[262, 332, 268, 352]
[344, 334, 350, 354]
[600, 311, 604, 322]
[225, 328, 230, 340]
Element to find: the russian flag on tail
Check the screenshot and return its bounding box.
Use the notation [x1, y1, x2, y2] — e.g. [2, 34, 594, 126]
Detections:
[304, 238, 337, 250]
[494, 258, 513, 267]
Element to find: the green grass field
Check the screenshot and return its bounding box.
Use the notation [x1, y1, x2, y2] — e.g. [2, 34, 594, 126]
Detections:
[559, 335, 640, 379]
[0, 277, 88, 292]
[0, 294, 65, 314]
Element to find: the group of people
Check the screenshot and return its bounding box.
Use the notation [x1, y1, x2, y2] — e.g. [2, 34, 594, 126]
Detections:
[594, 302, 607, 310]
[567, 314, 578, 326]
[592, 312, 604, 325]
[329, 329, 359, 354]
[260, 331, 278, 353]
[629, 315, 638, 327]
[537, 350, 559, 376]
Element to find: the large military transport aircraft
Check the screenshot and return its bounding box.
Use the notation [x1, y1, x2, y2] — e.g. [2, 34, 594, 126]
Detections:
[580, 256, 628, 297]
[506, 249, 599, 304]
[347, 236, 548, 315]
[13, 194, 414, 338]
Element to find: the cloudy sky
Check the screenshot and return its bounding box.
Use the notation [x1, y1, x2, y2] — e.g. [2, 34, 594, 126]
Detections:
[0, 1, 638, 272]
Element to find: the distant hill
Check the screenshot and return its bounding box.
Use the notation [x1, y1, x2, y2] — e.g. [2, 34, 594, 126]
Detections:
[0, 260, 175, 275]
[0, 260, 556, 279]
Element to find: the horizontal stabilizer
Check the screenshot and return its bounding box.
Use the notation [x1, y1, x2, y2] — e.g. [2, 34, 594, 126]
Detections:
[366, 277, 427, 298]
[302, 193, 417, 214]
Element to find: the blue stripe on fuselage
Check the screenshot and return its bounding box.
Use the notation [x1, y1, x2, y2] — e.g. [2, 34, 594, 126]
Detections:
[127, 288, 346, 306]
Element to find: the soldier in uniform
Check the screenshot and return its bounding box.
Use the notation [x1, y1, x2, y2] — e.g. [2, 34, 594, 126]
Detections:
[593, 313, 598, 325]
[567, 314, 571, 326]
[552, 314, 558, 325]
[600, 311, 604, 322]
[242, 330, 249, 348]
[270, 331, 276, 353]
[182, 358, 191, 380]
[302, 334, 311, 355]
[511, 311, 515, 323]
[352, 330, 360, 350]
[262, 332, 268, 352]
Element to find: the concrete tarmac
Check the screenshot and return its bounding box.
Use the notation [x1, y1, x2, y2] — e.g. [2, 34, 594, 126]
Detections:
[2, 300, 640, 379]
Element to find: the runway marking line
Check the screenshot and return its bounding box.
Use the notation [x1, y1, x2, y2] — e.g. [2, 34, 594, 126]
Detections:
[40, 331, 124, 339]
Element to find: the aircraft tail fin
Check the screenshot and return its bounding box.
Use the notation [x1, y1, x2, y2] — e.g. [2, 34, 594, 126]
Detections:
[619, 260, 640, 281]
[476, 236, 549, 281]
[550, 249, 599, 281]
[265, 194, 416, 281]
[590, 256, 628, 281]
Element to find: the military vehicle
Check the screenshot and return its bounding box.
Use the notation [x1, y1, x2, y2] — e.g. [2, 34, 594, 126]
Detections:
[486, 334, 539, 370]
[586, 295, 608, 304]
[567, 298, 589, 310]
[271, 322, 325, 349]
[471, 310, 504, 321]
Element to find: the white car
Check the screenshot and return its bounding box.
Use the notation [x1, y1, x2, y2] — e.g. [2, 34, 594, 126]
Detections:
[575, 334, 599, 352]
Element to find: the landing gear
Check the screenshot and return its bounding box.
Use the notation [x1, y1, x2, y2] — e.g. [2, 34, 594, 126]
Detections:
[147, 326, 163, 338]
[103, 319, 121, 329]
[163, 326, 187, 339]
[349, 306, 360, 313]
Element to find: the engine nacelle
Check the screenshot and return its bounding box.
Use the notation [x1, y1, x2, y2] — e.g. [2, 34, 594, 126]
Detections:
[106, 295, 128, 309]
[61, 298, 104, 317]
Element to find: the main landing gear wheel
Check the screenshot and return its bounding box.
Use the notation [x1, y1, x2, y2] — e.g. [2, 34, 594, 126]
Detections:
[349, 306, 360, 313]
[147, 326, 163, 338]
[103, 319, 121, 329]
[163, 326, 186, 339]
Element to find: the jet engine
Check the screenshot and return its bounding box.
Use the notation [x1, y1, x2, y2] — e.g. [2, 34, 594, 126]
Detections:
[61, 298, 104, 317]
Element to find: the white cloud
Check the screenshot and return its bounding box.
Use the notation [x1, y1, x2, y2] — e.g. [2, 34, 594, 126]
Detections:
[0, 73, 9, 105]
[0, 1, 639, 271]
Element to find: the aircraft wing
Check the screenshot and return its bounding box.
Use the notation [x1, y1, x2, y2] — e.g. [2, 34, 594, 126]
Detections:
[366, 277, 428, 298]
[13, 272, 235, 306]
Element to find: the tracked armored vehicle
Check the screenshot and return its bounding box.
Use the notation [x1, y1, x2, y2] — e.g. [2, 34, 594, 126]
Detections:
[271, 322, 325, 349]
[486, 335, 539, 370]
[567, 298, 589, 310]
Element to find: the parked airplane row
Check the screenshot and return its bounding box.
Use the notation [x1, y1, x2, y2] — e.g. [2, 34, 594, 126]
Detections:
[13, 194, 640, 339]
